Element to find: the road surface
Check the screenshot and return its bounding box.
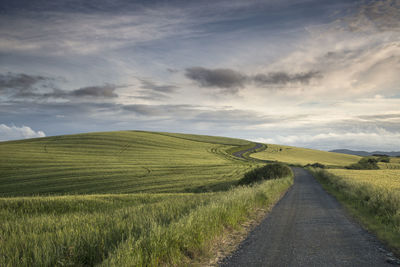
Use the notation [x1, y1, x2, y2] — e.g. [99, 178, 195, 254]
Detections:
[233, 143, 263, 159]
[220, 167, 397, 266]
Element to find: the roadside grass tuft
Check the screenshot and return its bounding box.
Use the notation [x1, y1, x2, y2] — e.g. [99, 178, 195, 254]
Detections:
[346, 157, 379, 170]
[238, 163, 293, 185]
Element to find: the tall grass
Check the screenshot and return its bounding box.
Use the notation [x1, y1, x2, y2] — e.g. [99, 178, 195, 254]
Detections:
[238, 163, 293, 185]
[309, 168, 400, 254]
[0, 176, 293, 266]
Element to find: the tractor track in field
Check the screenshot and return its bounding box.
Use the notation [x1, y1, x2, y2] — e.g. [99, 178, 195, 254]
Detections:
[220, 167, 399, 266]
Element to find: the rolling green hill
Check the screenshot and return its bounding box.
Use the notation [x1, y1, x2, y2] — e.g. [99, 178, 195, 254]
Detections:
[0, 130, 295, 266]
[0, 131, 256, 196]
[251, 143, 361, 167]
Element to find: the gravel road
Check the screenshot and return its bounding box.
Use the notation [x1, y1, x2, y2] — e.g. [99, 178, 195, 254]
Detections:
[233, 143, 263, 159]
[220, 167, 397, 267]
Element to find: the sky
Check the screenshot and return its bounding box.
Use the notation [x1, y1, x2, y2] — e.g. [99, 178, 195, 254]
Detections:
[0, 0, 399, 151]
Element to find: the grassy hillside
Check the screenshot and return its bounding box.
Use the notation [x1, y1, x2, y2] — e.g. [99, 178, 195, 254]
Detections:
[0, 131, 256, 196]
[251, 143, 360, 167]
[0, 130, 294, 266]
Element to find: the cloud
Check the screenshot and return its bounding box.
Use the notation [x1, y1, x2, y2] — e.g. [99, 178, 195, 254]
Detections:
[121, 103, 292, 127]
[125, 79, 179, 101]
[139, 79, 177, 93]
[185, 67, 246, 93]
[41, 85, 120, 99]
[0, 72, 47, 90]
[0, 124, 45, 141]
[0, 72, 120, 100]
[0, 72, 53, 97]
[344, 0, 400, 32]
[254, 129, 400, 152]
[123, 104, 201, 117]
[0, 7, 191, 55]
[253, 71, 321, 85]
[70, 85, 118, 98]
[184, 67, 320, 93]
[357, 113, 400, 121]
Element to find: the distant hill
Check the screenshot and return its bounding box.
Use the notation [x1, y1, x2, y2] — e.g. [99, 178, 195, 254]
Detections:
[0, 130, 254, 196]
[251, 144, 360, 167]
[330, 149, 400, 157]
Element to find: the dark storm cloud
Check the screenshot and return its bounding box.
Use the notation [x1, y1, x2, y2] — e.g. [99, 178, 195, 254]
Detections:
[253, 71, 321, 85]
[0, 72, 120, 100]
[185, 67, 246, 92]
[185, 67, 321, 92]
[0, 73, 46, 90]
[41, 84, 120, 99]
[70, 84, 118, 98]
[0, 72, 52, 97]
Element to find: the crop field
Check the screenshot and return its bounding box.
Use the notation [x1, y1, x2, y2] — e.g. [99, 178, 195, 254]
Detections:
[0, 131, 295, 266]
[378, 160, 400, 169]
[311, 167, 400, 253]
[328, 169, 400, 190]
[251, 143, 360, 167]
[0, 172, 293, 266]
[0, 131, 256, 196]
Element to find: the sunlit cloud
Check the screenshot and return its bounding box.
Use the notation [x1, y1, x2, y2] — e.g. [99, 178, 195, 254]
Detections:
[0, 124, 45, 141]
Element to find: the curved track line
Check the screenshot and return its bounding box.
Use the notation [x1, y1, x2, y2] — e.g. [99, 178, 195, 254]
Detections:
[233, 143, 264, 159]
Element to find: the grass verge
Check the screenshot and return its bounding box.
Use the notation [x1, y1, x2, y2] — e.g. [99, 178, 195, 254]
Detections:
[309, 168, 400, 256]
[238, 163, 293, 185]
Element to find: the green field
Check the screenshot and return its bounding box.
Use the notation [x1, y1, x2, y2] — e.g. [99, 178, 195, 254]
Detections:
[5, 130, 397, 265]
[0, 131, 256, 196]
[328, 169, 400, 190]
[0, 178, 293, 266]
[0, 131, 294, 266]
[250, 143, 360, 167]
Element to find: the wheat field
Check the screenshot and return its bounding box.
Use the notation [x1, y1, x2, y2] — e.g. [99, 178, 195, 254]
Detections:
[251, 143, 360, 167]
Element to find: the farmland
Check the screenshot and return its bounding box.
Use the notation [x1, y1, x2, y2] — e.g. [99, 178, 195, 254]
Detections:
[250, 143, 360, 167]
[0, 131, 257, 196]
[328, 169, 400, 190]
[0, 131, 293, 266]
